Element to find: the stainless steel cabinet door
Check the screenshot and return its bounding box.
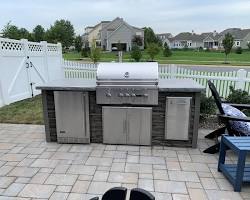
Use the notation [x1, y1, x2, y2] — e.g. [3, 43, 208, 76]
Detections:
[127, 107, 152, 146]
[102, 107, 127, 145]
[165, 97, 191, 141]
[54, 91, 90, 143]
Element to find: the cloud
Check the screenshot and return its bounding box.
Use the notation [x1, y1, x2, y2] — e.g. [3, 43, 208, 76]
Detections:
[0, 0, 249, 35]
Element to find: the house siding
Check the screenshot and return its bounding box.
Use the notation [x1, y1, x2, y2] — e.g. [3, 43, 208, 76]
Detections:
[107, 24, 144, 51]
[100, 18, 123, 49]
[241, 33, 250, 49]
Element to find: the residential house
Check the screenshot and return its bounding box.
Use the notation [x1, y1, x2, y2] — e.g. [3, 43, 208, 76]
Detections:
[82, 21, 110, 48]
[171, 31, 204, 49]
[156, 33, 172, 41]
[219, 28, 250, 49]
[83, 17, 144, 51]
[156, 33, 173, 47]
[202, 31, 221, 49]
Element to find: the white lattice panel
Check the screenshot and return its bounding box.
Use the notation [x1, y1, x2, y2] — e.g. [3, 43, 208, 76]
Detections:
[28, 43, 43, 52]
[47, 45, 58, 52]
[0, 40, 24, 51]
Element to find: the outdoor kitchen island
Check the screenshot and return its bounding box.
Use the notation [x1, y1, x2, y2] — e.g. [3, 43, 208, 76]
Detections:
[37, 77, 204, 148]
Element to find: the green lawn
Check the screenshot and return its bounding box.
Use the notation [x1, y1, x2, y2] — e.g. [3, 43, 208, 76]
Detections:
[0, 95, 43, 124]
[63, 50, 250, 66]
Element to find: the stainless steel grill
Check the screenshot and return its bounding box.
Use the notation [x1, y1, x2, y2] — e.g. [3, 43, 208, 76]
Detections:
[96, 62, 159, 105]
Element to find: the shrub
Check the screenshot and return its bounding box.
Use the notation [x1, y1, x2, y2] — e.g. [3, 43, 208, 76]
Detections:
[130, 45, 142, 62]
[200, 92, 216, 116]
[247, 43, 250, 51]
[81, 47, 90, 57]
[226, 86, 250, 115]
[235, 47, 242, 54]
[226, 86, 250, 104]
[163, 43, 172, 57]
[146, 43, 160, 61]
[205, 48, 210, 52]
[90, 47, 101, 63]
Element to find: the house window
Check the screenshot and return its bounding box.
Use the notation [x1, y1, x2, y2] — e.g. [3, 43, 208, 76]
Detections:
[235, 41, 240, 46]
[136, 32, 142, 36]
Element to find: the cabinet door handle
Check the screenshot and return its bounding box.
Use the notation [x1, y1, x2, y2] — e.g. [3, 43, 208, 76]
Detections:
[127, 119, 130, 141]
[82, 93, 87, 136]
[123, 119, 127, 134]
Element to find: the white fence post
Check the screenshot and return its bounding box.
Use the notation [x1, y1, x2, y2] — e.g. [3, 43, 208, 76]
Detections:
[41, 41, 49, 81]
[170, 64, 177, 79]
[235, 69, 247, 90]
[58, 42, 64, 79]
[0, 39, 4, 106]
[20, 39, 28, 58]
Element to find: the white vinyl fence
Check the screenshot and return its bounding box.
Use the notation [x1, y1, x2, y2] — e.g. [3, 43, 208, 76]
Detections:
[1, 38, 250, 108]
[63, 61, 250, 98]
[0, 38, 63, 107]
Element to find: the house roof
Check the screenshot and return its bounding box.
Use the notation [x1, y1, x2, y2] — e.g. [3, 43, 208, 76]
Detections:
[156, 33, 173, 38]
[220, 28, 250, 39]
[86, 21, 110, 35]
[202, 32, 221, 41]
[173, 32, 204, 42]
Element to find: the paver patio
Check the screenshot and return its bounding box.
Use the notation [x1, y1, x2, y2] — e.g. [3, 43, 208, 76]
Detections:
[0, 124, 249, 200]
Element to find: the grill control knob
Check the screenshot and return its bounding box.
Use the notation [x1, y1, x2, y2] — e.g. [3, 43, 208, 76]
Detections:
[125, 93, 130, 97]
[118, 93, 124, 97]
[131, 93, 136, 97]
[106, 93, 112, 97]
[143, 93, 149, 97]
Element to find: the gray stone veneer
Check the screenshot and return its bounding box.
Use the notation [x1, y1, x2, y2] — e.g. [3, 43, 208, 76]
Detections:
[42, 91, 200, 147]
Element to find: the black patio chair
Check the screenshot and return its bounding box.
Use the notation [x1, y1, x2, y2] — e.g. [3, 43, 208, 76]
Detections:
[129, 188, 155, 200]
[203, 80, 250, 154]
[89, 197, 99, 200]
[101, 187, 127, 200]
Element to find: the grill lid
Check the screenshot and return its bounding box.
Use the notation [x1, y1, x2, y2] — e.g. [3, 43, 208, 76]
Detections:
[96, 62, 158, 81]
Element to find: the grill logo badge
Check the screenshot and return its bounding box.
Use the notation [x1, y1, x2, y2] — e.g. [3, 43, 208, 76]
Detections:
[124, 72, 129, 78]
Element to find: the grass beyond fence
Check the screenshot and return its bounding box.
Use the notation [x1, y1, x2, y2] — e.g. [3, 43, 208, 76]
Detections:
[63, 50, 250, 66]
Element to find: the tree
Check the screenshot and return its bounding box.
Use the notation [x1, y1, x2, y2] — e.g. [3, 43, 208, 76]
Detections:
[32, 25, 45, 42]
[90, 47, 101, 63]
[146, 43, 160, 61]
[19, 28, 33, 41]
[46, 19, 75, 48]
[74, 35, 83, 52]
[143, 27, 161, 48]
[163, 42, 172, 57]
[132, 35, 143, 46]
[247, 42, 250, 51]
[222, 33, 234, 63]
[183, 43, 189, 51]
[130, 45, 142, 62]
[2, 23, 20, 39]
[2, 22, 33, 40]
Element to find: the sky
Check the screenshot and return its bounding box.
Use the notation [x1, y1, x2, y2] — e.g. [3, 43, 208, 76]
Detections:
[1, 0, 250, 36]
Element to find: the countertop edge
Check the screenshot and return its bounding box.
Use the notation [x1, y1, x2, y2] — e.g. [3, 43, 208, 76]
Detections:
[36, 86, 204, 93]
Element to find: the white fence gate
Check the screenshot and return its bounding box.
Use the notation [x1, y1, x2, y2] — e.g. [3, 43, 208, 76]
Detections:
[62, 61, 250, 98]
[0, 38, 63, 107]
